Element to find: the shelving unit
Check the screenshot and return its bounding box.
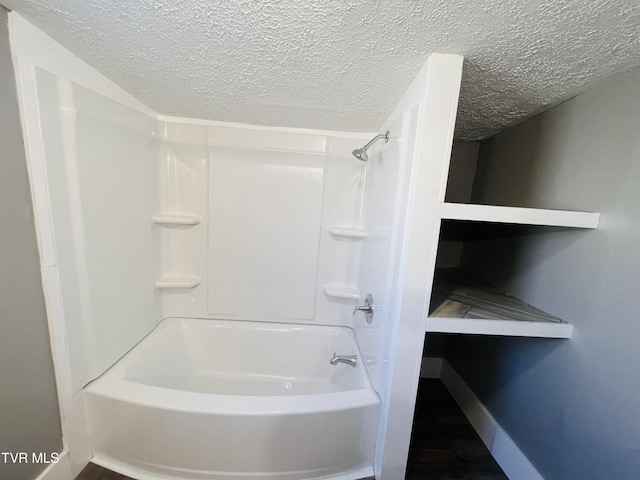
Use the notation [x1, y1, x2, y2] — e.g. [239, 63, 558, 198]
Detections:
[426, 202, 600, 338]
[427, 268, 573, 338]
[152, 214, 201, 227]
[155, 275, 201, 289]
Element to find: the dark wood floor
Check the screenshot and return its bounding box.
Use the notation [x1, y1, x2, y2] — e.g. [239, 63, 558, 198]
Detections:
[406, 379, 508, 480]
[76, 463, 131, 479]
[76, 379, 506, 480]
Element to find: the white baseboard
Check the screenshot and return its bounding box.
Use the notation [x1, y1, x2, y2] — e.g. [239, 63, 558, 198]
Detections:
[421, 357, 544, 480]
[34, 449, 73, 480]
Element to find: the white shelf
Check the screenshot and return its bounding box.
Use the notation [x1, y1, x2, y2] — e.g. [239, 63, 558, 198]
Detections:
[428, 269, 573, 339]
[327, 225, 367, 239]
[152, 214, 201, 226]
[155, 275, 201, 289]
[425, 316, 573, 338]
[438, 202, 600, 229]
[322, 283, 360, 300]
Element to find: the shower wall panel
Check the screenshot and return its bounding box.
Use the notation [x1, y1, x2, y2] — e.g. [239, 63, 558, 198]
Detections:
[156, 122, 372, 327]
[208, 147, 325, 320]
[35, 69, 157, 392]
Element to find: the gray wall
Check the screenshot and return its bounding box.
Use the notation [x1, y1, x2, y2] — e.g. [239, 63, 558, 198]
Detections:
[448, 66, 640, 479]
[445, 140, 479, 205]
[0, 7, 63, 479]
[437, 140, 480, 268]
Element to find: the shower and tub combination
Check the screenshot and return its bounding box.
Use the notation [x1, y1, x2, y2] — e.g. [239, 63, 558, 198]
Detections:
[12, 14, 463, 480]
[79, 127, 394, 480]
[24, 61, 398, 479]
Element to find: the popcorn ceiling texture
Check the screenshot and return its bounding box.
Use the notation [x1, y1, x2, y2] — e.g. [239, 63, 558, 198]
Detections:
[5, 0, 640, 140]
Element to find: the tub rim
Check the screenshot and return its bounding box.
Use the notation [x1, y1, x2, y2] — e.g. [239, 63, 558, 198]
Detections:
[84, 316, 381, 415]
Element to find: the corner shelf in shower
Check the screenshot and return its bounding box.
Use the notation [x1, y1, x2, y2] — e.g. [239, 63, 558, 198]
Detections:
[327, 225, 367, 239]
[152, 213, 201, 227]
[155, 275, 201, 289]
[322, 283, 360, 300]
[438, 202, 600, 229]
[427, 268, 573, 338]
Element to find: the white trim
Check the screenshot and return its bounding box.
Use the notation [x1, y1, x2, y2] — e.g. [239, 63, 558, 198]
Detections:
[492, 429, 545, 480]
[375, 53, 464, 480]
[34, 450, 72, 480]
[437, 359, 545, 480]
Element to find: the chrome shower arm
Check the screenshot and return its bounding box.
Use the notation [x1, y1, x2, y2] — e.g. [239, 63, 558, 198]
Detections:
[361, 131, 389, 151]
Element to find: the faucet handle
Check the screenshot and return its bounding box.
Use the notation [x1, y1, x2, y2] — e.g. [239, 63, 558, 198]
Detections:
[353, 293, 374, 323]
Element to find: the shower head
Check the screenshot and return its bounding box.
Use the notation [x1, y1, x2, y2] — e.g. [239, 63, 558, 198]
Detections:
[351, 131, 390, 162]
[352, 147, 368, 162]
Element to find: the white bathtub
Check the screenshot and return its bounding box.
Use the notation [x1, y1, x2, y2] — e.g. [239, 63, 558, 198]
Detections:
[84, 317, 380, 480]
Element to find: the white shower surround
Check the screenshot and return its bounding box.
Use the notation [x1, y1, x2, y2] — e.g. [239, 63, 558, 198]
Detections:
[31, 69, 379, 392]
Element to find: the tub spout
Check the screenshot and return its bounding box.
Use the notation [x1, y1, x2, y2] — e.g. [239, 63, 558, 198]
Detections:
[330, 353, 357, 367]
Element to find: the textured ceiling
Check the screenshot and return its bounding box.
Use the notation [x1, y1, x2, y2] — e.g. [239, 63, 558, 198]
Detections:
[3, 0, 640, 140]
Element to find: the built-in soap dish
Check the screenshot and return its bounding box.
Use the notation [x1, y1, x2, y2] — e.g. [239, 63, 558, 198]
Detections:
[155, 275, 201, 289]
[327, 225, 367, 239]
[322, 283, 360, 300]
[152, 214, 201, 227]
